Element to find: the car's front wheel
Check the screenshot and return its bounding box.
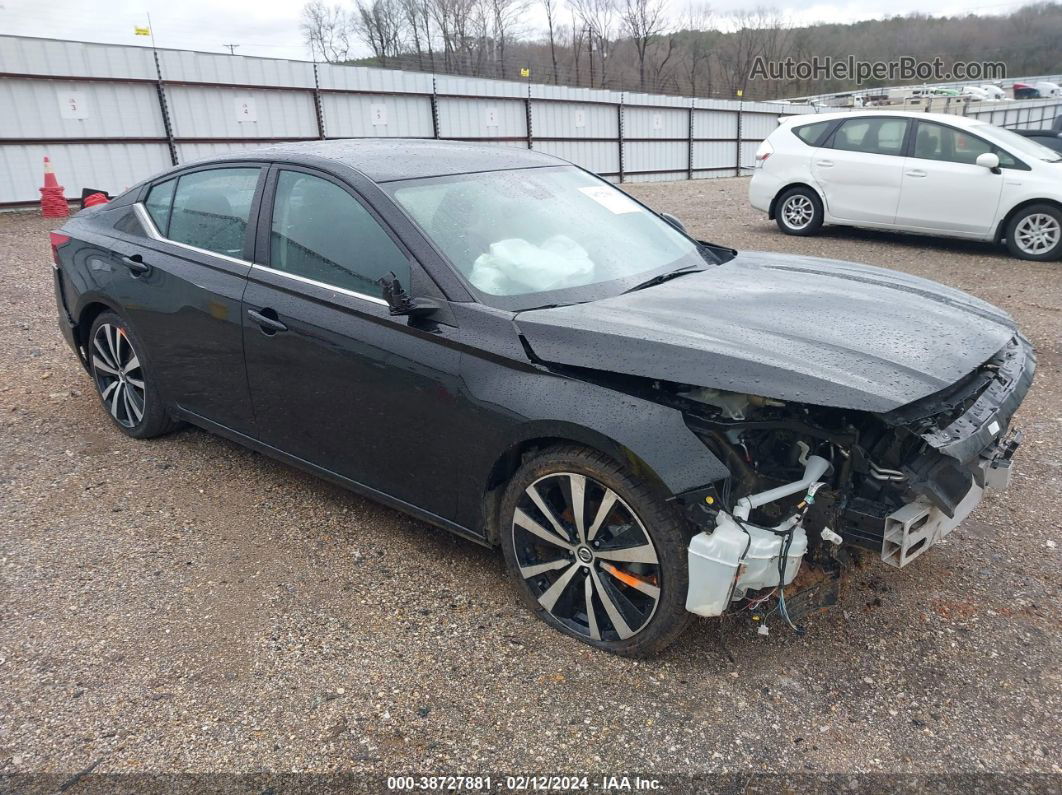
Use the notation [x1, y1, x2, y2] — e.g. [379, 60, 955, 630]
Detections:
[775, 186, 824, 236]
[1005, 204, 1062, 261]
[88, 311, 177, 439]
[499, 446, 692, 657]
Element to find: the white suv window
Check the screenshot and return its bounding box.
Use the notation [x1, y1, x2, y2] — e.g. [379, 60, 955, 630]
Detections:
[912, 122, 1020, 168]
[830, 118, 909, 156]
[793, 121, 832, 145]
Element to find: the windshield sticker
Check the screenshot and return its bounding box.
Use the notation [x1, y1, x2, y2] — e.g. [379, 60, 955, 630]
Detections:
[578, 186, 642, 214]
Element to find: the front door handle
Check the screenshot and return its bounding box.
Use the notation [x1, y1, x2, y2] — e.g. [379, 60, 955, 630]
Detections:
[815, 159, 834, 167]
[247, 308, 288, 334]
[905, 169, 927, 178]
[120, 254, 150, 274]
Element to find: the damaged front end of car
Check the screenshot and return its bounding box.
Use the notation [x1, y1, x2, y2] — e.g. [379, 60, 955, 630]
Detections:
[669, 333, 1035, 626]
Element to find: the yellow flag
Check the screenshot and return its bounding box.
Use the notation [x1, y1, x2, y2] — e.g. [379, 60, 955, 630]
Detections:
[520, 67, 530, 78]
[134, 26, 151, 36]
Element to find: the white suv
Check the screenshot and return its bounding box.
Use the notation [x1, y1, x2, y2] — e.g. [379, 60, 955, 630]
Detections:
[749, 110, 1062, 261]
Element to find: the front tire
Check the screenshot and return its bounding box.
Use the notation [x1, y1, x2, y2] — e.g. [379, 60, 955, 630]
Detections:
[499, 446, 692, 657]
[1005, 204, 1062, 261]
[88, 311, 177, 439]
[775, 186, 824, 236]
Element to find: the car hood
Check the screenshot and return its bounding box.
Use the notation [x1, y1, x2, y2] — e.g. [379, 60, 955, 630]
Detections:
[514, 251, 1017, 412]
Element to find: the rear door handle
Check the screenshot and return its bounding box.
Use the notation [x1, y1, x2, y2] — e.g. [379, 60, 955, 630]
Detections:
[814, 159, 834, 167]
[905, 169, 927, 178]
[247, 308, 288, 334]
[120, 254, 150, 274]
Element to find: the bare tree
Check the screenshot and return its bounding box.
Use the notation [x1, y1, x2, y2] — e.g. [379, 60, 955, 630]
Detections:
[490, 0, 529, 78]
[619, 0, 668, 91]
[353, 0, 406, 66]
[572, 0, 616, 87]
[569, 10, 585, 85]
[541, 0, 560, 83]
[399, 0, 433, 69]
[430, 0, 481, 73]
[678, 2, 713, 95]
[301, 0, 352, 63]
[716, 8, 790, 98]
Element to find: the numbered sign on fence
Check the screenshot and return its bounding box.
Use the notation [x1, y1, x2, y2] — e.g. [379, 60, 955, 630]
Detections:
[234, 97, 257, 123]
[58, 92, 88, 120]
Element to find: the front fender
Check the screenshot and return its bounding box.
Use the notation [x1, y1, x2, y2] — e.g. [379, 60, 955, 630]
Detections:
[457, 351, 730, 533]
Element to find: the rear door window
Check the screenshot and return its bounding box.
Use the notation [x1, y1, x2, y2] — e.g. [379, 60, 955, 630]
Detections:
[167, 167, 261, 258]
[144, 178, 176, 234]
[829, 117, 909, 156]
[793, 120, 832, 146]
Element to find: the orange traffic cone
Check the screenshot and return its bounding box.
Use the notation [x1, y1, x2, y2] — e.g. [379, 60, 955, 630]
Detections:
[40, 157, 69, 218]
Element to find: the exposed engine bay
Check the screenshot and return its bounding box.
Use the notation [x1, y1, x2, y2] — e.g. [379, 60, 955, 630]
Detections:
[665, 333, 1035, 632]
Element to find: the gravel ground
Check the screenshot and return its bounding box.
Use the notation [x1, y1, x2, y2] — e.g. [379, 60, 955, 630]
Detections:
[1, 178, 1059, 783]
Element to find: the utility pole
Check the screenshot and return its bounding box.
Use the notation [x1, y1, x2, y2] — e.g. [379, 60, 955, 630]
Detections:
[223, 43, 240, 55]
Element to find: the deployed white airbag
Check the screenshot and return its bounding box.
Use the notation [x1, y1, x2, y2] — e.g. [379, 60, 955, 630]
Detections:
[469, 235, 594, 295]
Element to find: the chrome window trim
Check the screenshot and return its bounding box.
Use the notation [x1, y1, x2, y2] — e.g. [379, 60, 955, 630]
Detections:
[133, 202, 253, 267]
[134, 203, 389, 307]
[249, 263, 389, 306]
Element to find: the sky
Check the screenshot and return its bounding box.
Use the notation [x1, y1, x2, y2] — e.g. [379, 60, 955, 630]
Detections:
[0, 0, 1039, 62]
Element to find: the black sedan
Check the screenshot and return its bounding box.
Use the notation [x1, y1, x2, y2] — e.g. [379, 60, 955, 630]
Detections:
[51, 141, 1034, 656]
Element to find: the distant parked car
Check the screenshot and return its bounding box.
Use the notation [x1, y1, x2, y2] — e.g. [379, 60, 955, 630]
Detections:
[980, 84, 1007, 101]
[961, 86, 989, 101]
[1013, 83, 1042, 99]
[1015, 128, 1062, 153]
[1034, 81, 1061, 98]
[750, 110, 1062, 261]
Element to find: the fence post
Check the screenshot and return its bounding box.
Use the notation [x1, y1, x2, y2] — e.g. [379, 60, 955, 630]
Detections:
[617, 97, 625, 183]
[687, 103, 694, 181]
[312, 62, 326, 140]
[430, 76, 440, 139]
[525, 93, 533, 150]
[152, 50, 178, 167]
[735, 106, 742, 177]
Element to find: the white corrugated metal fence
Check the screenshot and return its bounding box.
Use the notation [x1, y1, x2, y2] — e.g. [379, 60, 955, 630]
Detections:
[1, 34, 1060, 205]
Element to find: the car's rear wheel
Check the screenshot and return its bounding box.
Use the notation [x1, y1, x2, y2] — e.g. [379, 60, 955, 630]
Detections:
[1006, 204, 1062, 261]
[775, 186, 823, 236]
[88, 311, 177, 439]
[499, 446, 692, 657]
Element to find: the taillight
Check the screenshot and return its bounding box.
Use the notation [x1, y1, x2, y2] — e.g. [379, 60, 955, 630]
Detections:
[755, 140, 774, 166]
[49, 231, 70, 267]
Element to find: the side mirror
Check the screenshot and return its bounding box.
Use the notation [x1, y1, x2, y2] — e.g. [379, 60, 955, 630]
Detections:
[378, 271, 440, 318]
[661, 212, 687, 234]
[976, 152, 1001, 172]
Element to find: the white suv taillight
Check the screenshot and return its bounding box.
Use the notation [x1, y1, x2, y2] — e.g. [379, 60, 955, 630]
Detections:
[754, 140, 774, 167]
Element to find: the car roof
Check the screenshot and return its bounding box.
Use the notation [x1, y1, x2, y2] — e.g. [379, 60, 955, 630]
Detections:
[779, 109, 991, 130]
[207, 139, 566, 183]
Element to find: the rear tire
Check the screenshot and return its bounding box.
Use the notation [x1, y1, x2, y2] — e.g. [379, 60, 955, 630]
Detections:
[1005, 204, 1062, 261]
[775, 186, 824, 236]
[88, 311, 178, 439]
[499, 445, 692, 657]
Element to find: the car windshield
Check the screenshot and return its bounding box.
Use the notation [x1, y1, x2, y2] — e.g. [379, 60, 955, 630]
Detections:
[981, 124, 1062, 162]
[385, 165, 711, 310]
